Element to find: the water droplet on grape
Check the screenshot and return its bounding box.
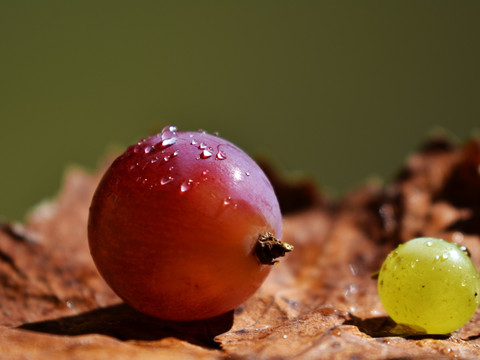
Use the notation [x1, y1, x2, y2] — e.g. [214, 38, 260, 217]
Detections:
[161, 176, 173, 185]
[133, 145, 142, 153]
[172, 150, 179, 157]
[142, 178, 148, 184]
[161, 137, 177, 148]
[245, 171, 250, 176]
[200, 150, 213, 159]
[198, 142, 207, 150]
[223, 197, 232, 205]
[162, 125, 177, 133]
[180, 179, 194, 193]
[191, 139, 197, 145]
[144, 145, 153, 154]
[160, 127, 177, 148]
[441, 253, 449, 261]
[169, 166, 174, 171]
[216, 151, 227, 160]
[202, 170, 209, 176]
[426, 241, 433, 247]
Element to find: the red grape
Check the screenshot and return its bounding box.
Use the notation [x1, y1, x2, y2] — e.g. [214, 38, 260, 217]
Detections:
[88, 126, 291, 321]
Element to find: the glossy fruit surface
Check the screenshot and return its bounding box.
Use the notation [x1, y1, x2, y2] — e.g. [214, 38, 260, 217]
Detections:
[378, 237, 480, 334]
[88, 127, 289, 321]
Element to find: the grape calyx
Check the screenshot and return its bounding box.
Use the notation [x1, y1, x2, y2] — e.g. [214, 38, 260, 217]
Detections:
[254, 232, 293, 265]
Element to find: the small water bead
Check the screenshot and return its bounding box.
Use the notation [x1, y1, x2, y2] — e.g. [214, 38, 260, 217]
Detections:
[66, 300, 75, 309]
[245, 171, 250, 176]
[426, 241, 433, 247]
[198, 142, 207, 150]
[202, 170, 209, 176]
[142, 178, 149, 185]
[180, 179, 194, 193]
[191, 139, 197, 145]
[169, 166, 174, 171]
[161, 176, 173, 185]
[216, 151, 227, 160]
[133, 145, 142, 154]
[172, 150, 179, 157]
[223, 197, 232, 205]
[200, 150, 213, 159]
[161, 137, 177, 148]
[162, 125, 177, 133]
[144, 145, 153, 154]
[160, 126, 178, 148]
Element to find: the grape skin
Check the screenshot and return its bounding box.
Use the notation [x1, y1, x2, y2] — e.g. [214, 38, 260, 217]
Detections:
[378, 237, 480, 334]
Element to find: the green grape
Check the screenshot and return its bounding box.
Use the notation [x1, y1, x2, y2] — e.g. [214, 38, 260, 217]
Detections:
[378, 237, 480, 334]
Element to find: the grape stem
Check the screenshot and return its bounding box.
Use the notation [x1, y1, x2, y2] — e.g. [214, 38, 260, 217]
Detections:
[254, 232, 293, 265]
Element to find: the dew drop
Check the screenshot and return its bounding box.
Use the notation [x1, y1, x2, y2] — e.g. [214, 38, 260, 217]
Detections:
[216, 151, 227, 160]
[200, 149, 213, 159]
[245, 171, 250, 176]
[223, 196, 232, 205]
[180, 179, 194, 193]
[151, 157, 159, 164]
[144, 145, 153, 154]
[333, 328, 342, 337]
[160, 126, 177, 148]
[198, 142, 207, 150]
[161, 176, 173, 185]
[172, 150, 179, 157]
[162, 125, 177, 133]
[133, 145, 142, 153]
[441, 253, 449, 261]
[128, 164, 137, 171]
[202, 170, 209, 176]
[426, 241, 433, 247]
[66, 300, 75, 309]
[191, 139, 197, 145]
[169, 166, 174, 171]
[142, 178, 148, 184]
[161, 137, 177, 148]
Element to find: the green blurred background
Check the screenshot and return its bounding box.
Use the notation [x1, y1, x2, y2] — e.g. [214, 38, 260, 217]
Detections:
[1, 1, 479, 221]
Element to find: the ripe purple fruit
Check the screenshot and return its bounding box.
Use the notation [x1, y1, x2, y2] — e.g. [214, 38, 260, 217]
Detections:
[88, 126, 292, 321]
